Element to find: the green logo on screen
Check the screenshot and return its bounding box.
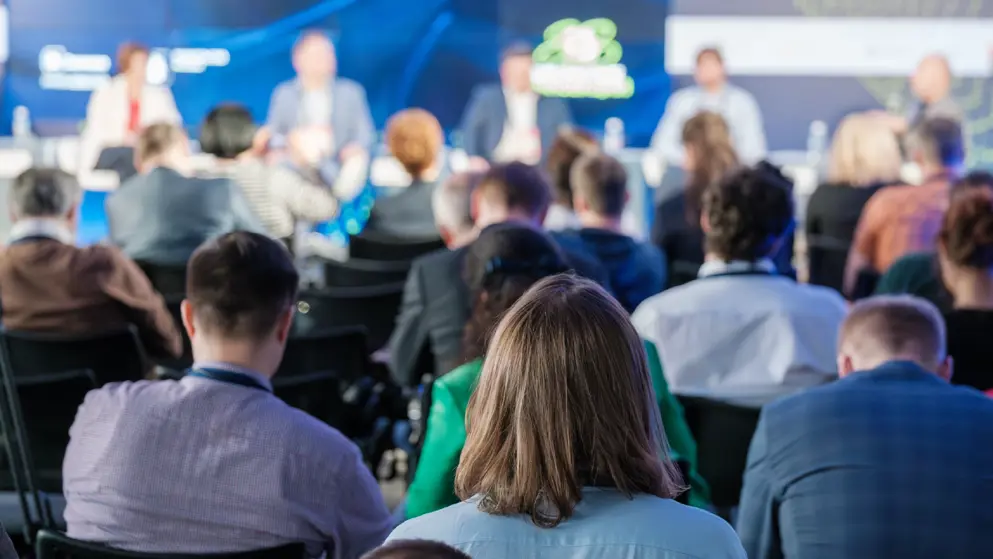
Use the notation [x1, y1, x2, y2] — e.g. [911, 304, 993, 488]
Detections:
[531, 18, 634, 99]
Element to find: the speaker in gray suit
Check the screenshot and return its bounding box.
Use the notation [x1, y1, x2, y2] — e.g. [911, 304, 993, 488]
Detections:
[106, 123, 265, 266]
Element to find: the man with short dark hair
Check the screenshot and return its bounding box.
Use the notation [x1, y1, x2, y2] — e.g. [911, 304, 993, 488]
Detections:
[0, 168, 180, 361]
[738, 295, 993, 558]
[633, 163, 846, 406]
[63, 232, 392, 557]
[553, 153, 665, 312]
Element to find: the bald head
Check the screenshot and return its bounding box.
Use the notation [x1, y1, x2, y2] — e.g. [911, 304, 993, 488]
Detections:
[911, 54, 952, 103]
[837, 295, 951, 380]
[293, 31, 336, 86]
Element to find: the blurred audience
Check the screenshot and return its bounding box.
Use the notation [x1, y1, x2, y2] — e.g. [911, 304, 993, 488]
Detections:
[199, 103, 340, 242]
[738, 295, 993, 558]
[543, 127, 598, 231]
[652, 112, 740, 288]
[805, 113, 903, 292]
[0, 168, 180, 361]
[365, 109, 446, 239]
[555, 153, 665, 312]
[363, 540, 470, 559]
[844, 117, 964, 293]
[390, 275, 743, 558]
[62, 232, 391, 558]
[432, 171, 481, 249]
[106, 123, 264, 265]
[634, 164, 846, 407]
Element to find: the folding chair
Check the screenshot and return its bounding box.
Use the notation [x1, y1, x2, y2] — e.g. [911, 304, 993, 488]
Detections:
[35, 529, 307, 559]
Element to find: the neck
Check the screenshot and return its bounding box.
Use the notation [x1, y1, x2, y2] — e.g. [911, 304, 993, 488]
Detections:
[703, 82, 725, 95]
[578, 213, 623, 233]
[919, 163, 957, 182]
[300, 76, 329, 91]
[475, 209, 538, 231]
[192, 338, 280, 379]
[414, 163, 442, 183]
[950, 270, 993, 310]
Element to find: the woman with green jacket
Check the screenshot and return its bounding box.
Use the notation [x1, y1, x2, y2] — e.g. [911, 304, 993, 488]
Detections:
[405, 224, 710, 519]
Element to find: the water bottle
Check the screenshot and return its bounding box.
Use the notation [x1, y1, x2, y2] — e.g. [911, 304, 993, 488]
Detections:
[12, 106, 31, 140]
[806, 120, 828, 169]
[603, 117, 625, 155]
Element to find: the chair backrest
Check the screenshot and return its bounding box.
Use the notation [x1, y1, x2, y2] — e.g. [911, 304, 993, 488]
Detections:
[136, 261, 188, 298]
[293, 284, 405, 351]
[676, 396, 761, 510]
[278, 327, 368, 383]
[805, 234, 852, 292]
[349, 233, 444, 262]
[0, 327, 148, 386]
[272, 371, 342, 430]
[323, 258, 411, 288]
[35, 530, 308, 559]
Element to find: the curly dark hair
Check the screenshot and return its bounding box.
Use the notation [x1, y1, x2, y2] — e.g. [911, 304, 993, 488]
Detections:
[461, 224, 569, 363]
[545, 127, 598, 208]
[703, 162, 794, 261]
[941, 172, 993, 269]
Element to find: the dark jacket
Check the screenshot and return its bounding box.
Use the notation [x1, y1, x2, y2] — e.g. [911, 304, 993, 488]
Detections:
[459, 84, 572, 163]
[804, 182, 884, 292]
[364, 178, 441, 239]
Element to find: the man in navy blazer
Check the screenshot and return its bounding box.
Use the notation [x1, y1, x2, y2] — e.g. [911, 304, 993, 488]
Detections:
[460, 43, 572, 167]
[265, 31, 374, 186]
[737, 295, 993, 559]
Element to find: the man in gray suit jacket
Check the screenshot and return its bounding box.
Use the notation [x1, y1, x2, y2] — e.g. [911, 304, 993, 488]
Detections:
[106, 123, 264, 265]
[265, 31, 375, 187]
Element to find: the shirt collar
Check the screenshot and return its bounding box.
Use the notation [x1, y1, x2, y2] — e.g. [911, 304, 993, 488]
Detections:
[8, 219, 74, 245]
[698, 258, 776, 278]
[191, 361, 274, 392]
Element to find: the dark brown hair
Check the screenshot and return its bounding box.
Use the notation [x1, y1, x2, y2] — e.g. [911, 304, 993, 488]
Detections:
[571, 152, 628, 218]
[476, 162, 551, 221]
[117, 42, 149, 75]
[703, 162, 794, 261]
[455, 275, 685, 528]
[682, 111, 739, 225]
[187, 232, 299, 339]
[361, 540, 470, 559]
[940, 174, 993, 269]
[461, 224, 569, 363]
[386, 108, 444, 179]
[695, 47, 724, 66]
[136, 123, 186, 165]
[545, 128, 598, 207]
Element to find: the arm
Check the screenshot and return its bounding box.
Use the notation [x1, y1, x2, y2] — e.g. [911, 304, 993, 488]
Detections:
[79, 86, 110, 176]
[649, 93, 688, 166]
[405, 380, 467, 518]
[843, 191, 885, 296]
[459, 87, 488, 158]
[161, 86, 182, 126]
[270, 166, 339, 224]
[328, 443, 393, 559]
[349, 83, 376, 151]
[227, 181, 267, 234]
[736, 412, 784, 559]
[265, 84, 294, 144]
[735, 92, 768, 164]
[388, 263, 428, 386]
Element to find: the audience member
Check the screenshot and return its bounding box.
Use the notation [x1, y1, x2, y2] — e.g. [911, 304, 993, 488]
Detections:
[806, 113, 903, 292]
[363, 540, 469, 559]
[543, 127, 598, 231]
[389, 275, 743, 558]
[633, 164, 846, 407]
[844, 117, 964, 293]
[431, 172, 481, 249]
[405, 225, 709, 519]
[63, 232, 391, 557]
[555, 153, 665, 312]
[106, 123, 265, 265]
[365, 109, 446, 239]
[199, 103, 340, 242]
[387, 162, 608, 387]
[737, 295, 993, 558]
[652, 111, 740, 288]
[0, 168, 181, 361]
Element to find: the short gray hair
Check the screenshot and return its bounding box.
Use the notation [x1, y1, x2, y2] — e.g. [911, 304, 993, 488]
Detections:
[433, 171, 480, 234]
[839, 295, 946, 369]
[907, 117, 965, 168]
[11, 168, 80, 218]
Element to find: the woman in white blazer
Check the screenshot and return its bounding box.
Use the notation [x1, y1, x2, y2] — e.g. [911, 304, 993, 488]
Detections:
[78, 42, 181, 185]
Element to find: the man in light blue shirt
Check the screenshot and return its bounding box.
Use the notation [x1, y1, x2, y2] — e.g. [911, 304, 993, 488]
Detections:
[650, 47, 767, 166]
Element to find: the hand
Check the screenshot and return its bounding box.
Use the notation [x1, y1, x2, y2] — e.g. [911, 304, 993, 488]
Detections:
[288, 129, 322, 168]
[468, 156, 490, 172]
[339, 142, 367, 163]
[251, 126, 272, 156]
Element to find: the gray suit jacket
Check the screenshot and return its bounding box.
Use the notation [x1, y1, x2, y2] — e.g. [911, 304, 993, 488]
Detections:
[106, 167, 265, 265]
[265, 77, 375, 185]
[459, 83, 572, 163]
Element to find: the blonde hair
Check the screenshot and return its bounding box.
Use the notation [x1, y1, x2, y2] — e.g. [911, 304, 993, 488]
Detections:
[386, 108, 443, 179]
[839, 295, 946, 370]
[136, 123, 186, 165]
[682, 111, 740, 224]
[827, 113, 902, 186]
[455, 275, 684, 528]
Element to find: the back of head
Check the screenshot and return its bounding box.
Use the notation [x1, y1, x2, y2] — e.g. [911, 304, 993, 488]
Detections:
[11, 168, 79, 219]
[386, 108, 444, 179]
[461, 223, 569, 361]
[476, 162, 551, 223]
[940, 174, 993, 269]
[828, 113, 903, 186]
[186, 232, 299, 341]
[570, 152, 628, 218]
[200, 104, 256, 160]
[545, 128, 599, 208]
[839, 295, 946, 373]
[433, 171, 482, 244]
[136, 123, 187, 168]
[681, 111, 739, 224]
[907, 117, 964, 170]
[703, 163, 794, 261]
[362, 540, 470, 559]
[455, 275, 683, 527]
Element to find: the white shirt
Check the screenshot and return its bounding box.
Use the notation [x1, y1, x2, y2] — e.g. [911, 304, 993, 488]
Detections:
[493, 89, 541, 164]
[632, 259, 847, 407]
[300, 87, 333, 127]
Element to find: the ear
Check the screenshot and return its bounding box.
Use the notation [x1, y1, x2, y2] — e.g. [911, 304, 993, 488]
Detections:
[700, 211, 711, 233]
[470, 188, 482, 221]
[180, 299, 196, 340]
[936, 356, 954, 382]
[573, 194, 588, 213]
[275, 305, 295, 344]
[837, 354, 856, 378]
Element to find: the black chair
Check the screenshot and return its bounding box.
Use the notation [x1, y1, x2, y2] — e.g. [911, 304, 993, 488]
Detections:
[273, 371, 343, 429]
[136, 262, 188, 298]
[36, 529, 307, 559]
[806, 234, 852, 293]
[676, 396, 761, 516]
[0, 327, 148, 386]
[293, 284, 405, 351]
[349, 233, 444, 262]
[323, 258, 411, 288]
[159, 296, 193, 372]
[667, 260, 702, 289]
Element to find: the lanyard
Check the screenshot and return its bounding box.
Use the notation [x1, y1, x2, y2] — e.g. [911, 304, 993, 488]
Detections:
[187, 368, 270, 392]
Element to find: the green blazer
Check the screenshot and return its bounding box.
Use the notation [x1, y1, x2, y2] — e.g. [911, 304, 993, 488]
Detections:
[405, 341, 711, 519]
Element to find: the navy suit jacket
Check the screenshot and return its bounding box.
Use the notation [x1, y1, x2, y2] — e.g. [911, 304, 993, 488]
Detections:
[459, 84, 572, 163]
[737, 361, 993, 559]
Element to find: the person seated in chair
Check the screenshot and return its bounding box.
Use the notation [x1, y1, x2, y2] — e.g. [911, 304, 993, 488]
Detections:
[0, 168, 181, 362]
[62, 232, 392, 557]
[432, 171, 482, 250]
[106, 123, 265, 265]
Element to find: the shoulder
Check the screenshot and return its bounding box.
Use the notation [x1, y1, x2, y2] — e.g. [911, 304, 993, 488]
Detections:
[792, 281, 848, 310]
[334, 77, 368, 97]
[470, 83, 502, 101]
[666, 87, 695, 106]
[75, 243, 133, 272]
[729, 84, 760, 105]
[270, 79, 297, 98]
[868, 182, 913, 204]
[388, 502, 476, 543]
[435, 359, 482, 397]
[79, 379, 169, 415]
[414, 247, 464, 273]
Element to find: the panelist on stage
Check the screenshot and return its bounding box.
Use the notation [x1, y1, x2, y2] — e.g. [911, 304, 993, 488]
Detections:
[266, 31, 374, 187]
[79, 42, 182, 183]
[459, 43, 573, 167]
[650, 47, 766, 167]
[877, 54, 963, 135]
